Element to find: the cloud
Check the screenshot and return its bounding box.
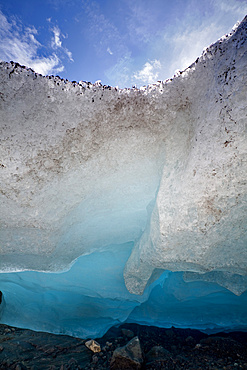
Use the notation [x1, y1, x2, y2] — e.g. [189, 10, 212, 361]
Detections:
[159, 0, 247, 79]
[47, 0, 75, 10]
[81, 1, 132, 86]
[215, 0, 247, 17]
[81, 0, 129, 58]
[105, 52, 132, 88]
[0, 11, 11, 32]
[51, 26, 62, 48]
[125, 0, 159, 44]
[133, 59, 161, 84]
[107, 47, 113, 55]
[0, 10, 73, 75]
[51, 25, 73, 62]
[65, 49, 73, 61]
[31, 55, 62, 75]
[165, 23, 223, 76]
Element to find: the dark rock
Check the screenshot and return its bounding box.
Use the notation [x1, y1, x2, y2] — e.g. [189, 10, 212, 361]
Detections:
[1, 322, 247, 369]
[200, 336, 235, 345]
[110, 336, 143, 369]
[146, 345, 170, 363]
[185, 335, 196, 346]
[68, 357, 78, 368]
[92, 354, 98, 364]
[145, 346, 172, 370]
[121, 329, 134, 338]
[165, 328, 175, 338]
[176, 354, 188, 363]
[15, 364, 27, 370]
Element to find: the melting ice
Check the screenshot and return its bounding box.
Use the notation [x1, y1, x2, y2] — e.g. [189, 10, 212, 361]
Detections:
[0, 17, 247, 338]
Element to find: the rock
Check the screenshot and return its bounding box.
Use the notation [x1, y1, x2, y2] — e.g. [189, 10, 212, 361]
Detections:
[146, 345, 170, 363]
[85, 339, 101, 353]
[185, 335, 196, 345]
[15, 364, 27, 370]
[67, 357, 78, 367]
[176, 354, 189, 364]
[200, 336, 231, 344]
[165, 329, 175, 338]
[110, 336, 143, 369]
[194, 343, 202, 349]
[121, 329, 134, 338]
[92, 354, 98, 364]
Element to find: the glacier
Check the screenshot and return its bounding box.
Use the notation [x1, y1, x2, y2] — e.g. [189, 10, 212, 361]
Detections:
[0, 16, 247, 338]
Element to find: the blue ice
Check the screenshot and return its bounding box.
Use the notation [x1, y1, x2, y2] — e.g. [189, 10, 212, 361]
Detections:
[0, 242, 246, 338]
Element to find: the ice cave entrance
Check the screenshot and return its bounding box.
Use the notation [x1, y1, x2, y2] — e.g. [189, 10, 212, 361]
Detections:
[0, 16, 247, 338]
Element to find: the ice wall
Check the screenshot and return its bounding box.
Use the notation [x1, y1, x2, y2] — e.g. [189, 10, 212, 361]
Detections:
[124, 18, 247, 295]
[0, 17, 246, 337]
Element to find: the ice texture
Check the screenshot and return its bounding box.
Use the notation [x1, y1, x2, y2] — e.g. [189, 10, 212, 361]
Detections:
[0, 17, 247, 337]
[1, 244, 247, 338]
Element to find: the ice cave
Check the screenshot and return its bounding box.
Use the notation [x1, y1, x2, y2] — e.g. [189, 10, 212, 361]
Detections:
[0, 16, 247, 339]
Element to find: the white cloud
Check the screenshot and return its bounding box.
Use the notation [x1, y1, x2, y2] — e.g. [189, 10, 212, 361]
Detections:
[81, 0, 129, 58]
[159, 0, 247, 79]
[31, 55, 62, 75]
[107, 47, 113, 55]
[0, 11, 11, 32]
[105, 53, 132, 88]
[51, 26, 62, 48]
[29, 33, 40, 46]
[166, 23, 223, 76]
[0, 10, 73, 75]
[51, 26, 73, 61]
[133, 59, 161, 84]
[65, 48, 73, 62]
[125, 0, 161, 44]
[216, 0, 247, 17]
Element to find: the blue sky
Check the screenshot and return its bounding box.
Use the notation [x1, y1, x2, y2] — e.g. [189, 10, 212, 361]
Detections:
[0, 0, 246, 88]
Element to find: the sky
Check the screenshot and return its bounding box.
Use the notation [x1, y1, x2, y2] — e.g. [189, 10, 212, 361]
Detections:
[0, 0, 246, 88]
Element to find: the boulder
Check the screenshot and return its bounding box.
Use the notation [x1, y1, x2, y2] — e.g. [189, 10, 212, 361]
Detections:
[110, 336, 143, 369]
[85, 339, 101, 353]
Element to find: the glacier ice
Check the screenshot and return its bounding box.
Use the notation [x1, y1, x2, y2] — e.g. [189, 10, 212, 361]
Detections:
[0, 17, 247, 338]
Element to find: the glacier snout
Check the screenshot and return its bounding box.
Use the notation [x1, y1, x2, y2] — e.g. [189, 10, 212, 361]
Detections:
[0, 16, 247, 337]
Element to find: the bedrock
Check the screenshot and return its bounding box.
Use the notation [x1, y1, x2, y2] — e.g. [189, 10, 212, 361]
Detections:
[0, 17, 246, 336]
